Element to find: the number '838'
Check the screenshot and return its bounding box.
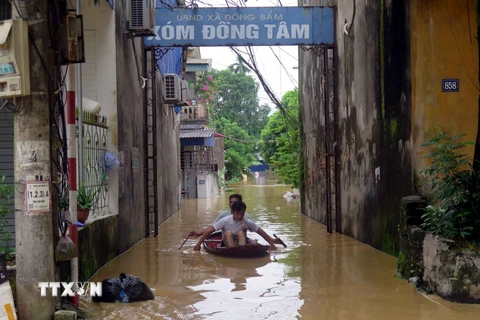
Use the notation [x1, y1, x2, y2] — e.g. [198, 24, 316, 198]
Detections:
[444, 81, 458, 90]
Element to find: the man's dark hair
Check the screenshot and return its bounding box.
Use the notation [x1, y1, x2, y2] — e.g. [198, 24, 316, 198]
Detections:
[229, 194, 242, 201]
[231, 201, 247, 212]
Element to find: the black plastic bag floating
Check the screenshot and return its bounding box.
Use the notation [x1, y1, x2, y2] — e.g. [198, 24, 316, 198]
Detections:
[91, 277, 122, 303]
[91, 273, 154, 303]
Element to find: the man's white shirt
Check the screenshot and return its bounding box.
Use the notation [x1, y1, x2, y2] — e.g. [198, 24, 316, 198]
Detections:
[212, 215, 259, 235]
[214, 210, 253, 223]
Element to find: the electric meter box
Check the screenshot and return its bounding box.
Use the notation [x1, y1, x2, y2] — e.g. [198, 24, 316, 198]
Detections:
[0, 19, 30, 98]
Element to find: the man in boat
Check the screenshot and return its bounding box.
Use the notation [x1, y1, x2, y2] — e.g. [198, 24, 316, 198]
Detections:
[189, 194, 282, 245]
[193, 201, 277, 251]
[213, 194, 252, 223]
[189, 194, 253, 236]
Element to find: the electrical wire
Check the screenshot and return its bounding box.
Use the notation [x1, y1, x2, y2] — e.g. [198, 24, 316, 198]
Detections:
[222, 134, 276, 144]
[445, 0, 480, 92]
[268, 46, 298, 87]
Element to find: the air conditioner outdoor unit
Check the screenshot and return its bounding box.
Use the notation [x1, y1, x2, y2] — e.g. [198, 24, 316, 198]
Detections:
[128, 0, 155, 35]
[163, 74, 181, 104]
[178, 80, 189, 106]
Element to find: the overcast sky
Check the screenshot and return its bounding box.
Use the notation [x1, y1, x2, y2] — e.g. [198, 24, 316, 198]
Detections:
[198, 1, 300, 112]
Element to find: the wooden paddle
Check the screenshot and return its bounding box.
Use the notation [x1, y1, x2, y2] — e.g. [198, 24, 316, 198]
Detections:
[273, 234, 287, 248]
[178, 234, 191, 250]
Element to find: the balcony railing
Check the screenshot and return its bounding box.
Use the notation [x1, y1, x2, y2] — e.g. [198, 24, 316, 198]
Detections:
[180, 105, 208, 121]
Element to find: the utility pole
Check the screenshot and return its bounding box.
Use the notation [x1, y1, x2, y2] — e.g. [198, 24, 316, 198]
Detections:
[14, 0, 56, 318]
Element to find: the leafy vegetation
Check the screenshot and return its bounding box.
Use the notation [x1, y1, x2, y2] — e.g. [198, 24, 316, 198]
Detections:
[199, 62, 269, 180]
[0, 176, 14, 259]
[420, 129, 480, 242]
[259, 90, 300, 188]
[214, 118, 255, 180]
[77, 185, 99, 210]
[206, 68, 270, 138]
[197, 63, 300, 184]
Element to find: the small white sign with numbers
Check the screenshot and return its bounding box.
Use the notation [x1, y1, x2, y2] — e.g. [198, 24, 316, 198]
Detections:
[25, 181, 51, 213]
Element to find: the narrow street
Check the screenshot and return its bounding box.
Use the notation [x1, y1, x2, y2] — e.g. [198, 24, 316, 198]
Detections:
[81, 175, 480, 319]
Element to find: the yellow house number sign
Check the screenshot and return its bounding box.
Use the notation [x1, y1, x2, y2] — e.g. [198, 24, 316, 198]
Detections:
[25, 181, 51, 213]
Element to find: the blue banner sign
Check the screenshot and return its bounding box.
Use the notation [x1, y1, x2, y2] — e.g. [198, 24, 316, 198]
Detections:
[144, 6, 335, 47]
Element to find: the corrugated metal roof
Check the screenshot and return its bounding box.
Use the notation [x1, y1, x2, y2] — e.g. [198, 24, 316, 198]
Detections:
[187, 58, 212, 65]
[180, 128, 215, 138]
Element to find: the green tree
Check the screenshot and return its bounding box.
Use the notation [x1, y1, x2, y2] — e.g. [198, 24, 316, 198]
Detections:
[228, 55, 250, 75]
[197, 65, 271, 180]
[260, 90, 300, 188]
[204, 68, 269, 139]
[214, 118, 256, 180]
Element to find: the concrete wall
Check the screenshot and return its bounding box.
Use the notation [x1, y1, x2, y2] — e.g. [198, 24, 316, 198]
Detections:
[182, 170, 197, 199]
[398, 197, 480, 303]
[81, 0, 119, 217]
[156, 77, 182, 223]
[410, 0, 479, 185]
[214, 135, 225, 174]
[115, 0, 147, 253]
[300, 0, 414, 254]
[196, 173, 218, 198]
[78, 215, 118, 281]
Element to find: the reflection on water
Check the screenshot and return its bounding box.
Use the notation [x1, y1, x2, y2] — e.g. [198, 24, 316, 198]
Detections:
[82, 173, 480, 319]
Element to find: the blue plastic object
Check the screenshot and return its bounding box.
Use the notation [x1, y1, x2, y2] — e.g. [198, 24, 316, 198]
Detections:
[105, 151, 120, 172]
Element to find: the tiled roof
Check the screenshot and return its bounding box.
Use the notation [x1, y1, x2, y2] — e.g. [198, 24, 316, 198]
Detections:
[180, 128, 215, 138]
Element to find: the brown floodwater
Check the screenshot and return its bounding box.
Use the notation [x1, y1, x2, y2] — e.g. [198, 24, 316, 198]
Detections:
[81, 175, 480, 319]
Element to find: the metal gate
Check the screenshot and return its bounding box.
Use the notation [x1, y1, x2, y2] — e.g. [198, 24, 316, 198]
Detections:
[304, 45, 341, 234]
[143, 47, 160, 237]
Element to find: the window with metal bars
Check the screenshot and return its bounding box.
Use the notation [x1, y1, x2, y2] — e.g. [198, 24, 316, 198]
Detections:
[180, 146, 215, 173]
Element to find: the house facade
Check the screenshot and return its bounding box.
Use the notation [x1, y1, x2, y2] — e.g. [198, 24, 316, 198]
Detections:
[75, 0, 184, 274]
[179, 49, 221, 199]
[300, 0, 479, 254]
[0, 0, 184, 280]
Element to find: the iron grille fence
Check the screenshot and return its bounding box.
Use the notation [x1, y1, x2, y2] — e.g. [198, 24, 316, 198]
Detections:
[77, 110, 108, 216]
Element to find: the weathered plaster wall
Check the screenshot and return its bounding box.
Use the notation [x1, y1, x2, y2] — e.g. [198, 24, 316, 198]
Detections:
[60, 216, 118, 282]
[300, 33, 327, 224]
[301, 0, 413, 254]
[115, 1, 147, 253]
[156, 78, 182, 224]
[423, 233, 480, 303]
[196, 173, 219, 198]
[82, 0, 119, 217]
[399, 196, 480, 304]
[411, 0, 479, 185]
[214, 135, 225, 174]
[78, 215, 118, 281]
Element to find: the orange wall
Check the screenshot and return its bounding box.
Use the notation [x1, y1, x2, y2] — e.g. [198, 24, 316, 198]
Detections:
[412, 0, 479, 175]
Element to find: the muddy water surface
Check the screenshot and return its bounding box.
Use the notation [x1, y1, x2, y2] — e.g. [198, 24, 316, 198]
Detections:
[82, 176, 480, 319]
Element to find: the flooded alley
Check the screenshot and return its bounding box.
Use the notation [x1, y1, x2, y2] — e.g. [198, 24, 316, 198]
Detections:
[82, 176, 480, 319]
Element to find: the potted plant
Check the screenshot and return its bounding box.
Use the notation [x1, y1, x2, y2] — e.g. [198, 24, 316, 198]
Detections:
[77, 185, 98, 223]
